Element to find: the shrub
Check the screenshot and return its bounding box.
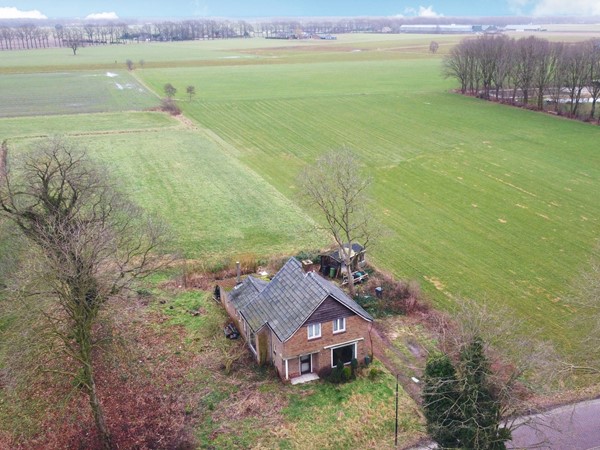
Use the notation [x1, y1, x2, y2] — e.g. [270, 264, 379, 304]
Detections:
[363, 272, 429, 316]
[328, 360, 345, 384]
[342, 366, 352, 382]
[160, 98, 181, 115]
[368, 367, 383, 380]
[318, 366, 332, 379]
[295, 249, 320, 262]
[350, 358, 358, 379]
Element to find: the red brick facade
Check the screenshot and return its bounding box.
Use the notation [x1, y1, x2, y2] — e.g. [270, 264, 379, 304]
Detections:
[274, 315, 372, 380]
[220, 270, 373, 382]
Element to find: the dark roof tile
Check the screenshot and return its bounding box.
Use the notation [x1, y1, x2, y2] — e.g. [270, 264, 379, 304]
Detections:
[236, 257, 373, 342]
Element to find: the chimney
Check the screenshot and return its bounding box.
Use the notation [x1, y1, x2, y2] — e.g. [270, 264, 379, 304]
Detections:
[236, 261, 241, 284]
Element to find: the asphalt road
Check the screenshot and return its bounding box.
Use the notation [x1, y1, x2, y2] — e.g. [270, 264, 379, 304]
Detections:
[508, 398, 600, 449]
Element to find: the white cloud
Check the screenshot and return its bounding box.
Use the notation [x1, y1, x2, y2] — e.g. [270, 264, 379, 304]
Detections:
[531, 0, 600, 15]
[401, 5, 444, 17]
[85, 12, 119, 20]
[0, 6, 47, 19]
[418, 5, 444, 17]
[507, 0, 533, 14]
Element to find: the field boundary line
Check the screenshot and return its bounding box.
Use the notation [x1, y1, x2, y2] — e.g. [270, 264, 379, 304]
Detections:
[130, 71, 161, 99]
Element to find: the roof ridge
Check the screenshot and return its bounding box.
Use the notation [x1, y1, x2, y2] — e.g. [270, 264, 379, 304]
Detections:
[306, 271, 328, 297]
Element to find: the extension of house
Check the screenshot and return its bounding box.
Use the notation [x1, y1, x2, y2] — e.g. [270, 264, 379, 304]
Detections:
[220, 257, 374, 383]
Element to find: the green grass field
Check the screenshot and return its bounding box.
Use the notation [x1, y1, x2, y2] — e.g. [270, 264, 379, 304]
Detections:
[0, 70, 157, 117]
[1, 34, 599, 355]
[1, 119, 325, 259]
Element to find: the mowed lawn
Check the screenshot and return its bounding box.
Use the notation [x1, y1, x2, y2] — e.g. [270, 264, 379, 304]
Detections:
[140, 56, 600, 353]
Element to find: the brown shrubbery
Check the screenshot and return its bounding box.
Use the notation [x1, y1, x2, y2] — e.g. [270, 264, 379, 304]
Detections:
[360, 272, 430, 316]
[160, 98, 181, 116]
[0, 296, 198, 449]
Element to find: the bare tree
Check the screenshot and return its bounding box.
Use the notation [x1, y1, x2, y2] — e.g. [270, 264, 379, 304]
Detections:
[125, 59, 134, 71]
[164, 83, 177, 98]
[444, 39, 481, 95]
[583, 40, 600, 121]
[532, 39, 561, 110]
[0, 138, 166, 449]
[514, 36, 539, 105]
[298, 148, 374, 297]
[424, 297, 560, 449]
[429, 41, 439, 54]
[561, 43, 589, 117]
[63, 28, 83, 55]
[186, 85, 196, 101]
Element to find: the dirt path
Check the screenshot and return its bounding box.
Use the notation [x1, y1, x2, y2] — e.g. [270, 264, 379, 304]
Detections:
[371, 323, 423, 404]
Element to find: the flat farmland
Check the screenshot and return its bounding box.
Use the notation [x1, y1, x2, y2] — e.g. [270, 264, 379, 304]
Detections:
[0, 34, 462, 73]
[0, 70, 156, 117]
[0, 111, 177, 139]
[1, 34, 599, 354]
[139, 55, 600, 352]
[0, 114, 325, 259]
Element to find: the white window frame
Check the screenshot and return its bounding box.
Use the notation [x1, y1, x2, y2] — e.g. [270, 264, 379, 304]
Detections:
[332, 317, 346, 334]
[307, 323, 321, 340]
[330, 342, 357, 367]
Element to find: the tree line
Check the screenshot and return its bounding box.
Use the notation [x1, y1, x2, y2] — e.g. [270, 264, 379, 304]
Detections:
[0, 19, 255, 50]
[444, 35, 600, 120]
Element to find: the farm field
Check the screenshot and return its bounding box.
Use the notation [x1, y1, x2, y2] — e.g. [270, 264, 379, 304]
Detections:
[0, 111, 177, 139]
[138, 44, 599, 354]
[1, 34, 599, 354]
[0, 70, 156, 117]
[0, 115, 325, 259]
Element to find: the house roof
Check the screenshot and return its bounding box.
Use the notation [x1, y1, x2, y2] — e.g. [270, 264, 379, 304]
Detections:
[237, 257, 373, 342]
[228, 276, 269, 310]
[319, 243, 365, 263]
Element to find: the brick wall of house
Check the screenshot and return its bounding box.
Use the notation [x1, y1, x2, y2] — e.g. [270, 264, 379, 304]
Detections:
[221, 289, 239, 329]
[281, 315, 372, 379]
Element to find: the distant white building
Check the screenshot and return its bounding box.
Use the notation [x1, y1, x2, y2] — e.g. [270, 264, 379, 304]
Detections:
[400, 24, 474, 34]
[504, 24, 544, 32]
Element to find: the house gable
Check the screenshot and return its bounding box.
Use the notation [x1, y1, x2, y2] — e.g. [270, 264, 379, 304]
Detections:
[304, 296, 356, 325]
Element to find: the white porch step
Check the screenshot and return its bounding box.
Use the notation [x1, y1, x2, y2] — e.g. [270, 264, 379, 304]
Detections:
[290, 373, 320, 385]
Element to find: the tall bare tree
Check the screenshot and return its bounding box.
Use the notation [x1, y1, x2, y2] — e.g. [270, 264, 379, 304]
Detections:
[298, 148, 373, 297]
[0, 138, 166, 449]
[63, 27, 83, 55]
[424, 297, 560, 449]
[164, 83, 177, 98]
[583, 40, 600, 121]
[186, 85, 196, 101]
[561, 43, 589, 117]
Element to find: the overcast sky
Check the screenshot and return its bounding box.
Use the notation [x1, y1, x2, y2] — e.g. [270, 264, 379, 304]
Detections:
[0, 0, 598, 20]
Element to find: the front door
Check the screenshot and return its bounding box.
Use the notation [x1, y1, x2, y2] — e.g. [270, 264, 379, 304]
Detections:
[300, 354, 311, 374]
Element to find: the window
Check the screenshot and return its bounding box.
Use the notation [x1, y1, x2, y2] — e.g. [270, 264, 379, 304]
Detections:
[333, 318, 346, 334]
[332, 343, 356, 366]
[307, 323, 321, 339]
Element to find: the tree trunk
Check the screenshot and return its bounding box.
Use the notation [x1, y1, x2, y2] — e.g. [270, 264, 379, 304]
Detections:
[79, 321, 113, 449]
[345, 261, 355, 297]
[86, 369, 113, 450]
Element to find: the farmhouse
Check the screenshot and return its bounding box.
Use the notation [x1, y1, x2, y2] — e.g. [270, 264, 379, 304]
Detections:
[221, 257, 373, 383]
